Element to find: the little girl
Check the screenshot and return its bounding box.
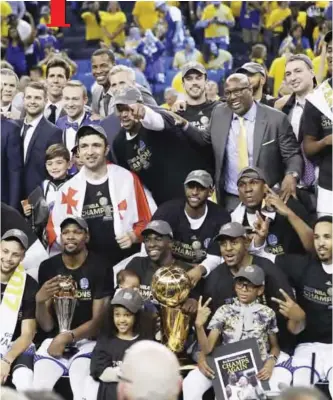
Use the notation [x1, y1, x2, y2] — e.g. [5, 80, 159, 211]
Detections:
[83, 288, 155, 400]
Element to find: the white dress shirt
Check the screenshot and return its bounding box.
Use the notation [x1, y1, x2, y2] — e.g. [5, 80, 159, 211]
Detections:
[44, 100, 64, 123]
[21, 114, 44, 162]
[290, 98, 306, 140]
[64, 112, 86, 153]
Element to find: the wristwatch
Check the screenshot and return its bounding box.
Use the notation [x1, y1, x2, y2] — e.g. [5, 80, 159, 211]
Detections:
[267, 354, 278, 363]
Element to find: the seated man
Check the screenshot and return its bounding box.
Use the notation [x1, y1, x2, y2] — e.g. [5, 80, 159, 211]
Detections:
[232, 167, 314, 258]
[125, 220, 200, 313]
[275, 216, 333, 396]
[33, 216, 113, 398]
[152, 170, 230, 285]
[1, 229, 37, 390]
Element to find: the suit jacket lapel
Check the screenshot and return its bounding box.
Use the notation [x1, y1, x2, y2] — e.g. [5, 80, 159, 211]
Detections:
[25, 118, 44, 164]
[252, 104, 267, 166]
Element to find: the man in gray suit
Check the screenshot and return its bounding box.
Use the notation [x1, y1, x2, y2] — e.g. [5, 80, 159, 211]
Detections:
[91, 49, 156, 118]
[175, 74, 303, 211]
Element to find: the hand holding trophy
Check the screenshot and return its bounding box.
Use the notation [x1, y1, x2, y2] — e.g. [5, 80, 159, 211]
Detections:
[52, 275, 78, 358]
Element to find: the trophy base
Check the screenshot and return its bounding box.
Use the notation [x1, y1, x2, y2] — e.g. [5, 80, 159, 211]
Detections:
[63, 344, 79, 359]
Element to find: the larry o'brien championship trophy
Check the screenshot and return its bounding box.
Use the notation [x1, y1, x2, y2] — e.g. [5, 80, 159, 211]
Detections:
[151, 265, 194, 369]
[53, 275, 78, 357]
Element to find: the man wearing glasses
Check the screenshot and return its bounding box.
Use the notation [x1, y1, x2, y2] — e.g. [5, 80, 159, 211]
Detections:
[178, 73, 303, 211]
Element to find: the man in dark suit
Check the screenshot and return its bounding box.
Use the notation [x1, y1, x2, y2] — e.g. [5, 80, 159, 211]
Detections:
[20, 82, 62, 197]
[176, 73, 303, 211]
[1, 118, 23, 210]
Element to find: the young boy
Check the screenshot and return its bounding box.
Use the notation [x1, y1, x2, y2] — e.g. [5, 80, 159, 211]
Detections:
[116, 270, 140, 292]
[183, 265, 292, 399]
[22, 144, 71, 224]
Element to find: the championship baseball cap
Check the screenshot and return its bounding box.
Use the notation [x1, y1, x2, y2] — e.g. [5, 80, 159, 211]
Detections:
[213, 222, 246, 242]
[237, 167, 267, 185]
[324, 30, 332, 44]
[60, 216, 89, 232]
[76, 124, 108, 145]
[111, 288, 143, 313]
[234, 265, 265, 286]
[236, 62, 266, 77]
[141, 220, 173, 238]
[1, 229, 28, 250]
[114, 87, 143, 106]
[181, 61, 207, 79]
[184, 170, 213, 188]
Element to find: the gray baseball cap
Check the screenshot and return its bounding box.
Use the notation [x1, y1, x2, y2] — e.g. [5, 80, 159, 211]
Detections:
[76, 124, 108, 144]
[114, 87, 143, 106]
[60, 216, 89, 232]
[111, 288, 143, 313]
[141, 220, 173, 238]
[2, 229, 28, 250]
[237, 167, 267, 185]
[184, 170, 213, 188]
[181, 61, 207, 79]
[234, 265, 265, 286]
[214, 222, 246, 241]
[237, 62, 266, 77]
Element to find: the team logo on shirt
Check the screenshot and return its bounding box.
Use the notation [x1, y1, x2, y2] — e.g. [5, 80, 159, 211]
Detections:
[267, 234, 278, 246]
[128, 140, 152, 172]
[80, 278, 89, 290]
[326, 281, 332, 297]
[265, 233, 284, 255]
[204, 238, 211, 249]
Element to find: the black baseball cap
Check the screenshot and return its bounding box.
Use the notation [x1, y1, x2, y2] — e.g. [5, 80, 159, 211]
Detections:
[141, 220, 173, 238]
[111, 288, 143, 313]
[234, 265, 265, 286]
[60, 216, 89, 232]
[181, 61, 206, 79]
[2, 229, 28, 250]
[184, 170, 213, 188]
[76, 124, 108, 145]
[237, 62, 266, 77]
[114, 87, 143, 106]
[237, 167, 267, 185]
[214, 222, 246, 242]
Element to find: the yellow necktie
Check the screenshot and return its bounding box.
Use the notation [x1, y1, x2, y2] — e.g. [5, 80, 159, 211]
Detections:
[238, 116, 249, 171]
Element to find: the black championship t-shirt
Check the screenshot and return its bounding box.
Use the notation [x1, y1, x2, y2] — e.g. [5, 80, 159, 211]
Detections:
[276, 254, 332, 344]
[0, 274, 38, 342]
[203, 255, 295, 354]
[300, 79, 332, 190]
[243, 198, 312, 256]
[179, 101, 218, 175]
[91, 335, 140, 400]
[113, 111, 215, 205]
[152, 199, 230, 264]
[125, 256, 201, 302]
[38, 253, 113, 333]
[82, 178, 134, 264]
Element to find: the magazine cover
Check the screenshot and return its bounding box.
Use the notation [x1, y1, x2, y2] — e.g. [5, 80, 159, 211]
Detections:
[208, 339, 270, 400]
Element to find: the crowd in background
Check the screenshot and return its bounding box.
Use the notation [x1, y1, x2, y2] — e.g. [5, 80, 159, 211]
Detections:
[0, 1, 332, 400]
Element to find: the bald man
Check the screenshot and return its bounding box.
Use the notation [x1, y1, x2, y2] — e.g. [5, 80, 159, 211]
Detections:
[178, 73, 303, 210]
[117, 341, 181, 400]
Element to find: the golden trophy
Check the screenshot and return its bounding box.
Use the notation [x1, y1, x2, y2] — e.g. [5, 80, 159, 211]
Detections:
[53, 275, 78, 357]
[151, 265, 192, 357]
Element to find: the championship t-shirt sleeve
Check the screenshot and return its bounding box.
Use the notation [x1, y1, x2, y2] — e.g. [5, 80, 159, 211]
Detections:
[300, 101, 321, 139]
[267, 308, 279, 335]
[21, 276, 38, 320]
[93, 262, 114, 299]
[38, 260, 54, 287]
[275, 254, 306, 288]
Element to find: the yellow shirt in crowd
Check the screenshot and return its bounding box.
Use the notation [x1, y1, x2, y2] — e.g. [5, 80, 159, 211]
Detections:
[1, 1, 12, 37]
[205, 49, 232, 70]
[313, 55, 329, 78]
[229, 1, 242, 18]
[269, 55, 287, 97]
[262, 1, 278, 27]
[172, 71, 185, 94]
[81, 11, 106, 41]
[173, 49, 204, 69]
[201, 3, 234, 39]
[132, 1, 158, 31]
[267, 7, 292, 33]
[101, 11, 127, 47]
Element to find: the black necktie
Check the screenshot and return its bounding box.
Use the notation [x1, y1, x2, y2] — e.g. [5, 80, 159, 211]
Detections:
[21, 123, 31, 143]
[48, 104, 57, 124]
[103, 94, 111, 116]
